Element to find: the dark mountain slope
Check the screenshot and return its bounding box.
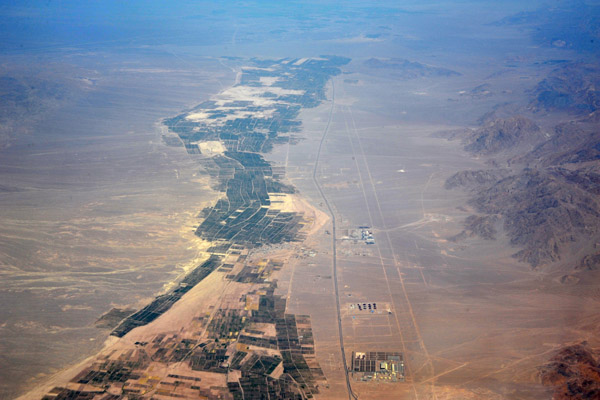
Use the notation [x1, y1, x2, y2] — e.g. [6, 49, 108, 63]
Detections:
[540, 343, 600, 400]
[468, 169, 600, 267]
[463, 116, 546, 155]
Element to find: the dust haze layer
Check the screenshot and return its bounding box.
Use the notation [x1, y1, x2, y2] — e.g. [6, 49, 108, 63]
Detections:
[0, 52, 236, 398]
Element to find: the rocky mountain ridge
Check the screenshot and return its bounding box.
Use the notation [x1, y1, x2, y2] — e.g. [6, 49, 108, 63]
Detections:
[462, 116, 546, 156]
[444, 62, 600, 271]
[540, 343, 600, 400]
[363, 57, 461, 79]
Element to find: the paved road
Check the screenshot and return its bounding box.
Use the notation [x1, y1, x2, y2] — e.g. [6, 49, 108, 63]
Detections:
[311, 79, 358, 400]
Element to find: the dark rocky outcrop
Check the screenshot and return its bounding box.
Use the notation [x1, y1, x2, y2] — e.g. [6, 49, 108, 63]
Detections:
[450, 214, 499, 242]
[576, 252, 600, 271]
[540, 343, 600, 400]
[445, 169, 510, 190]
[530, 63, 600, 114]
[363, 58, 460, 79]
[513, 123, 600, 167]
[445, 63, 600, 270]
[463, 116, 545, 155]
[468, 169, 600, 267]
[493, 3, 600, 53]
[554, 167, 600, 196]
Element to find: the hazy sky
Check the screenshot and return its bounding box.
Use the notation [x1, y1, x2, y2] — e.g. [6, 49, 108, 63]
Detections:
[0, 1, 552, 53]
